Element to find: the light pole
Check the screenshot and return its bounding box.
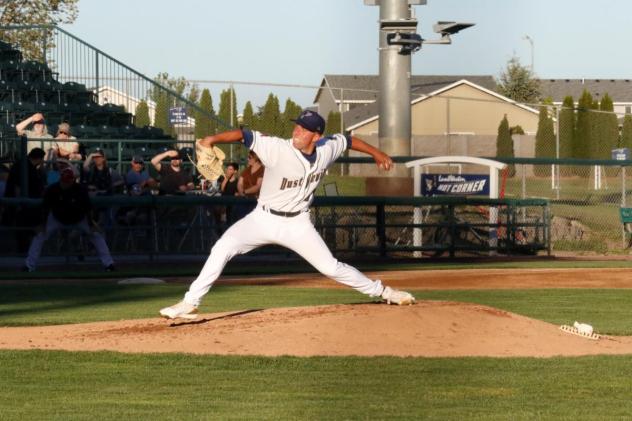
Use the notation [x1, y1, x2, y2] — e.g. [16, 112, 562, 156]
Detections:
[523, 35, 534, 72]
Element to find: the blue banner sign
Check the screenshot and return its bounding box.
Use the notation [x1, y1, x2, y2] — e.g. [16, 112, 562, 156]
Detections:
[421, 174, 490, 196]
[612, 148, 630, 161]
[169, 107, 188, 124]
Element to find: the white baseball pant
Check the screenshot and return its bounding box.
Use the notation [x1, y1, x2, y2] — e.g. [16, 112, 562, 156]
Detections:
[184, 206, 384, 306]
[25, 213, 114, 270]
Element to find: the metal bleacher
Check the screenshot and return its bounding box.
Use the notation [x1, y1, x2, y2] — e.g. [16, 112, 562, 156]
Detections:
[0, 24, 231, 162]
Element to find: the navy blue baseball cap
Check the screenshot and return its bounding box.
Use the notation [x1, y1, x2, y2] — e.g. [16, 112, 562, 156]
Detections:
[291, 110, 326, 134]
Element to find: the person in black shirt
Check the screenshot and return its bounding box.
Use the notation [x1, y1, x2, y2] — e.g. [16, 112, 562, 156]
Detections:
[2, 148, 47, 252]
[150, 149, 194, 195]
[24, 167, 115, 272]
[220, 162, 239, 226]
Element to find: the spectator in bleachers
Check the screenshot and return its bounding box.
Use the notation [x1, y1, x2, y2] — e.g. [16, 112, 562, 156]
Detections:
[82, 147, 124, 196]
[221, 162, 239, 226]
[234, 151, 264, 219]
[125, 155, 156, 195]
[51, 123, 82, 161]
[2, 148, 47, 252]
[45, 158, 80, 187]
[238, 151, 264, 199]
[23, 166, 115, 272]
[150, 149, 194, 195]
[116, 156, 155, 227]
[82, 147, 124, 228]
[16, 113, 53, 153]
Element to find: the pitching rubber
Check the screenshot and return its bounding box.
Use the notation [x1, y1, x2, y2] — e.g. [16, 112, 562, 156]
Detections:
[559, 325, 601, 340]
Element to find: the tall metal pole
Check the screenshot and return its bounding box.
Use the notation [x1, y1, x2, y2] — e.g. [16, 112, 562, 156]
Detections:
[523, 35, 534, 72]
[230, 83, 234, 160]
[555, 106, 560, 199]
[378, 0, 413, 176]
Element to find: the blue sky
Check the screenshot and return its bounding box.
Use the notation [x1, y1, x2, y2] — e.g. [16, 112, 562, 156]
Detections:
[64, 0, 632, 110]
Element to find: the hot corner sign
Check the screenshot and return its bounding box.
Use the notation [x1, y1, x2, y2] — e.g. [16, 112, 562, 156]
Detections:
[405, 156, 508, 256]
[405, 156, 507, 199]
[421, 173, 490, 196]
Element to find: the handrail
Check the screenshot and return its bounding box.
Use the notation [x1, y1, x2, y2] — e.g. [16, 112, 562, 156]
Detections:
[0, 195, 549, 208]
[337, 156, 632, 166]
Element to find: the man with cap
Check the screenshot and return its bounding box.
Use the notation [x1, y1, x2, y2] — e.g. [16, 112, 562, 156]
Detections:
[23, 166, 115, 272]
[82, 147, 123, 196]
[150, 149, 194, 195]
[160, 110, 415, 320]
[125, 155, 156, 195]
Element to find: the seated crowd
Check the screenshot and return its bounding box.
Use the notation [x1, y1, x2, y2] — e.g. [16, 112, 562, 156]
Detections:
[0, 113, 265, 270]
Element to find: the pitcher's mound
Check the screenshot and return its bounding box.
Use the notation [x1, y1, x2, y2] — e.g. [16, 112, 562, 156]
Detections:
[3, 301, 632, 357]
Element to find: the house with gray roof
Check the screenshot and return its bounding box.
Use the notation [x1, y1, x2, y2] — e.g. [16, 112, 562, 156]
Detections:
[316, 75, 632, 131]
[314, 74, 497, 120]
[539, 79, 632, 115]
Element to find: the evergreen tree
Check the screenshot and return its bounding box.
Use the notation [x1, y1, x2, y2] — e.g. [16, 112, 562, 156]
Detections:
[153, 90, 173, 137]
[599, 94, 619, 159]
[496, 56, 540, 103]
[559, 96, 575, 158]
[280, 98, 303, 138]
[325, 111, 342, 136]
[496, 115, 515, 176]
[622, 115, 632, 151]
[259, 93, 282, 136]
[534, 105, 556, 176]
[194, 89, 216, 138]
[218, 87, 238, 131]
[242, 101, 256, 130]
[134, 100, 150, 128]
[575, 90, 594, 160]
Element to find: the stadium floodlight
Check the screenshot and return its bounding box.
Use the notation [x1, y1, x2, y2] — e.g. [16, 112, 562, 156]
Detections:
[386, 32, 423, 55]
[423, 21, 475, 44]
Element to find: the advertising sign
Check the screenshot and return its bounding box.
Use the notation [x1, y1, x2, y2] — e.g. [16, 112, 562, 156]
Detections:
[421, 174, 490, 197]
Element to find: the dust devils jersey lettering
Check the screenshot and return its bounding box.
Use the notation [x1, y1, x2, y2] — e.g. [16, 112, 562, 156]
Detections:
[241, 130, 350, 213]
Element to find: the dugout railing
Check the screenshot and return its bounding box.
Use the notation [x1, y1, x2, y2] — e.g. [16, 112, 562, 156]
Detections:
[0, 195, 550, 261]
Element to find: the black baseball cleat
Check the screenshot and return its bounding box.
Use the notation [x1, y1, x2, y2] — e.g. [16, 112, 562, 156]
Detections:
[21, 265, 35, 273]
[104, 264, 116, 272]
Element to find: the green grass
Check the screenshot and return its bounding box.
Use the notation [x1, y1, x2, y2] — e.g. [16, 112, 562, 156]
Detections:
[2, 350, 632, 420]
[0, 284, 371, 326]
[3, 284, 632, 335]
[4, 283, 632, 419]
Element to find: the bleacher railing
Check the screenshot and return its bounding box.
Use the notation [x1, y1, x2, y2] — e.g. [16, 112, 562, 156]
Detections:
[0, 25, 232, 139]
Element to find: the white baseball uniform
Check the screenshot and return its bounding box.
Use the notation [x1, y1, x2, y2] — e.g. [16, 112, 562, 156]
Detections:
[183, 130, 385, 306]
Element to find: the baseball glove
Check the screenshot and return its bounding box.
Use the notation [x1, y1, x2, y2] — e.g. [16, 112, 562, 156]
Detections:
[191, 142, 226, 181]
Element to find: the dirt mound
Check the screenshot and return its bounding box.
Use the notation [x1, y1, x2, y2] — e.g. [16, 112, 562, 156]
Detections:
[2, 302, 632, 357]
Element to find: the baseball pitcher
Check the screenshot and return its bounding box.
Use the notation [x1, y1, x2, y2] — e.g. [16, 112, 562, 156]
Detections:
[160, 110, 415, 319]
